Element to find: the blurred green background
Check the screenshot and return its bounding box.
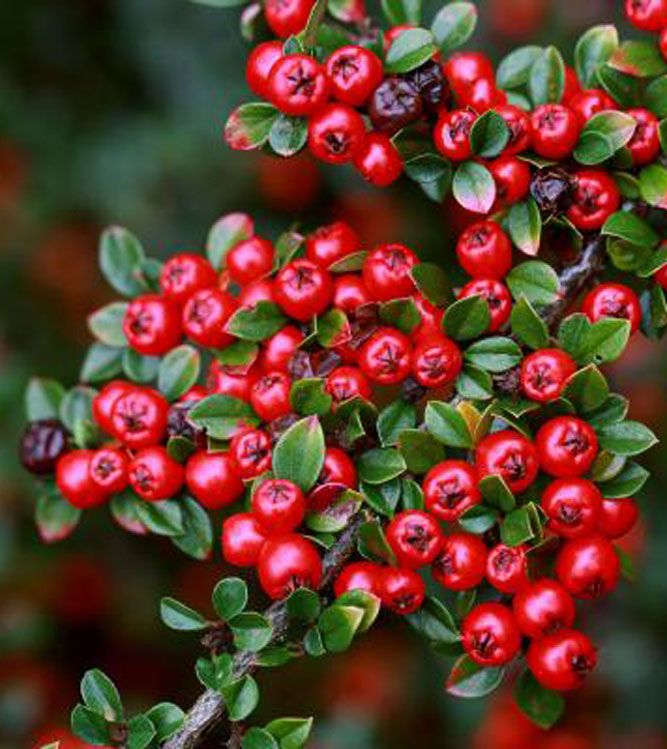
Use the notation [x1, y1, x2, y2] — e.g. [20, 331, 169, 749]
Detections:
[1, 0, 666, 747]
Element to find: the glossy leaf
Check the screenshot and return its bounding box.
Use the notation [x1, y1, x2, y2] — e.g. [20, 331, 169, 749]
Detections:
[528, 46, 565, 106]
[99, 226, 147, 297]
[514, 669, 565, 729]
[229, 612, 273, 652]
[508, 199, 542, 256]
[88, 302, 128, 347]
[497, 46, 542, 89]
[225, 102, 280, 151]
[160, 597, 208, 631]
[596, 420, 658, 456]
[452, 162, 496, 214]
[226, 301, 289, 342]
[464, 337, 522, 372]
[609, 41, 667, 78]
[158, 345, 200, 401]
[222, 675, 260, 722]
[357, 447, 407, 484]
[385, 28, 437, 74]
[425, 400, 472, 448]
[25, 378, 65, 421]
[446, 657, 506, 698]
[574, 24, 618, 88]
[443, 294, 490, 340]
[431, 2, 477, 54]
[510, 297, 549, 349]
[272, 416, 325, 491]
[212, 577, 248, 621]
[470, 111, 509, 158]
[377, 399, 417, 446]
[506, 261, 560, 305]
[188, 395, 259, 439]
[399, 429, 446, 474]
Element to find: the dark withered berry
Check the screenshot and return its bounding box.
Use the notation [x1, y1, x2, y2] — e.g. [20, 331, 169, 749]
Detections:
[401, 375, 427, 404]
[369, 76, 423, 134]
[404, 60, 450, 116]
[167, 402, 205, 447]
[530, 167, 575, 215]
[20, 419, 69, 475]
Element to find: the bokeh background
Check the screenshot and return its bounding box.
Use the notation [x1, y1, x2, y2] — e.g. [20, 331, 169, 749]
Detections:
[1, 0, 667, 747]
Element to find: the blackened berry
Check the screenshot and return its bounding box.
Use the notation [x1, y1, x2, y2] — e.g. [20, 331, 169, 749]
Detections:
[404, 61, 450, 116]
[20, 419, 69, 475]
[167, 402, 205, 446]
[369, 76, 422, 134]
[530, 167, 575, 215]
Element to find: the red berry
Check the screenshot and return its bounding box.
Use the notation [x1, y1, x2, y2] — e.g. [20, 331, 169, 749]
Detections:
[654, 249, 667, 289]
[528, 629, 597, 691]
[325, 45, 383, 107]
[110, 387, 169, 449]
[264, 0, 314, 38]
[207, 361, 260, 401]
[56, 450, 108, 509]
[274, 259, 333, 321]
[325, 366, 372, 405]
[92, 380, 134, 435]
[358, 327, 413, 385]
[581, 282, 641, 332]
[457, 76, 504, 112]
[259, 326, 304, 373]
[434, 109, 476, 161]
[457, 278, 511, 332]
[413, 294, 445, 340]
[160, 253, 217, 304]
[180, 386, 207, 402]
[462, 603, 521, 666]
[530, 105, 581, 160]
[308, 103, 366, 165]
[423, 460, 480, 522]
[257, 534, 322, 599]
[89, 447, 129, 495]
[353, 133, 404, 187]
[494, 104, 532, 156]
[520, 348, 576, 403]
[542, 478, 602, 538]
[486, 543, 530, 594]
[318, 446, 357, 488]
[386, 510, 443, 569]
[185, 451, 244, 509]
[182, 288, 237, 348]
[238, 279, 277, 309]
[536, 416, 598, 479]
[222, 513, 269, 567]
[567, 169, 620, 231]
[226, 237, 275, 286]
[568, 89, 617, 124]
[306, 221, 360, 268]
[332, 274, 372, 313]
[123, 295, 182, 356]
[513, 578, 576, 638]
[229, 427, 272, 479]
[487, 156, 531, 207]
[476, 430, 539, 494]
[598, 497, 639, 539]
[432, 533, 487, 590]
[250, 371, 292, 422]
[252, 478, 305, 533]
[334, 561, 384, 598]
[362, 243, 418, 301]
[456, 220, 512, 279]
[381, 566, 425, 614]
[443, 52, 494, 96]
[246, 41, 284, 98]
[129, 446, 184, 501]
[624, 0, 667, 30]
[411, 334, 462, 389]
[626, 108, 661, 166]
[268, 55, 329, 116]
[556, 535, 620, 599]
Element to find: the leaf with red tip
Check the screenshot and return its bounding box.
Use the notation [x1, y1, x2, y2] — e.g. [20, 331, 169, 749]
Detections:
[35, 491, 82, 543]
[206, 212, 254, 269]
[446, 655, 506, 698]
[452, 162, 496, 214]
[327, 0, 365, 23]
[224, 102, 279, 151]
[608, 41, 667, 78]
[111, 492, 149, 535]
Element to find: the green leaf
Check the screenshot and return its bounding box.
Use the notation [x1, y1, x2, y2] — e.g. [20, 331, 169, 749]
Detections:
[265, 717, 314, 749]
[506, 261, 560, 305]
[637, 241, 667, 278]
[171, 496, 214, 560]
[60, 386, 96, 431]
[306, 489, 362, 532]
[80, 343, 124, 383]
[609, 40, 667, 78]
[136, 499, 184, 537]
[410, 262, 451, 305]
[88, 302, 128, 347]
[514, 669, 565, 729]
[99, 226, 147, 297]
[446, 656, 506, 698]
[243, 728, 279, 749]
[70, 704, 112, 745]
[123, 348, 160, 383]
[459, 504, 500, 534]
[158, 345, 200, 401]
[574, 111, 637, 165]
[563, 364, 609, 412]
[381, 0, 421, 26]
[316, 308, 351, 347]
[357, 447, 407, 484]
[528, 46, 565, 106]
[407, 595, 460, 644]
[639, 164, 667, 209]
[401, 477, 424, 510]
[510, 298, 549, 349]
[501, 504, 540, 546]
[431, 2, 477, 54]
[160, 597, 208, 631]
[195, 654, 233, 691]
[361, 479, 401, 516]
[286, 588, 322, 623]
[357, 520, 397, 565]
[35, 491, 82, 543]
[645, 75, 667, 118]
[497, 46, 543, 89]
[145, 703, 185, 742]
[452, 162, 496, 214]
[508, 199, 542, 256]
[188, 395, 259, 440]
[443, 295, 490, 340]
[212, 578, 248, 621]
[577, 318, 631, 365]
[80, 670, 123, 722]
[269, 115, 308, 157]
[225, 102, 280, 151]
[377, 400, 417, 446]
[557, 313, 591, 360]
[385, 28, 436, 73]
[318, 605, 364, 652]
[379, 297, 421, 334]
[214, 341, 260, 369]
[222, 676, 260, 722]
[403, 151, 451, 184]
[470, 111, 509, 159]
[127, 714, 156, 749]
[398, 429, 446, 474]
[456, 365, 494, 400]
[272, 416, 325, 492]
[229, 612, 273, 651]
[425, 400, 472, 448]
[596, 420, 658, 456]
[328, 250, 367, 273]
[591, 450, 626, 482]
[597, 63, 643, 108]
[206, 212, 254, 270]
[479, 474, 515, 513]
[334, 589, 381, 632]
[25, 377, 65, 420]
[290, 378, 332, 416]
[464, 337, 522, 372]
[574, 24, 618, 88]
[587, 393, 628, 428]
[226, 301, 289, 342]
